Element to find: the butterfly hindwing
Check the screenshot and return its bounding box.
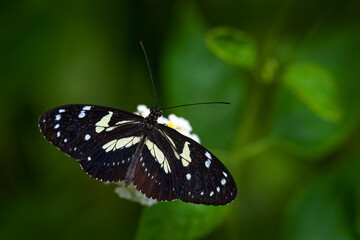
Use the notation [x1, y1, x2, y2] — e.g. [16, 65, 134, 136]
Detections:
[39, 104, 145, 182]
[158, 125, 237, 205]
[132, 131, 178, 202]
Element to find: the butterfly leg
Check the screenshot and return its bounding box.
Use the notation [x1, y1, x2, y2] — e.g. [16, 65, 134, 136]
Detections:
[125, 136, 147, 186]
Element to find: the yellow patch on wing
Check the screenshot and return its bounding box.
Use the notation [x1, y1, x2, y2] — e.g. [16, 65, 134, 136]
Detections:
[163, 132, 180, 160]
[145, 140, 171, 173]
[180, 141, 191, 167]
[96, 114, 133, 133]
[102, 136, 141, 152]
[95, 112, 113, 133]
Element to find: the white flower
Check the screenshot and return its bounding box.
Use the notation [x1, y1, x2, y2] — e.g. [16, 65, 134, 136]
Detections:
[136, 104, 150, 117]
[114, 182, 157, 206]
[167, 114, 200, 143]
[113, 104, 201, 206]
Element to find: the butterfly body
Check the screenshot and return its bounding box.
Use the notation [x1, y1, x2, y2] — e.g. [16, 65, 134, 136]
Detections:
[39, 104, 237, 205]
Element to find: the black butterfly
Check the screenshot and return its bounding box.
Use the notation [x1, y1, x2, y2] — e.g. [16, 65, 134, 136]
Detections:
[38, 104, 237, 205]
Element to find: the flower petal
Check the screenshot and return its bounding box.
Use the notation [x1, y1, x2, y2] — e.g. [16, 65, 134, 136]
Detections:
[114, 182, 158, 206]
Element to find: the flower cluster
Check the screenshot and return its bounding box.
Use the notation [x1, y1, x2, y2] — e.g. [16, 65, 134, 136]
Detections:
[114, 105, 200, 206]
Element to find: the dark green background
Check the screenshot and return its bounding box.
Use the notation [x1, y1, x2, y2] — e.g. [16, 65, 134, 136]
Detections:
[1, 0, 360, 239]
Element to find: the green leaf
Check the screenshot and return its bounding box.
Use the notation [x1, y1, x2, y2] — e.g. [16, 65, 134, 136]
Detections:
[283, 63, 342, 123]
[136, 202, 229, 240]
[205, 27, 257, 70]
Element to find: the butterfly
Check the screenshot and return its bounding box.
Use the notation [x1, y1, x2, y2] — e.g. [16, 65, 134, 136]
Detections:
[38, 42, 237, 206]
[39, 104, 237, 205]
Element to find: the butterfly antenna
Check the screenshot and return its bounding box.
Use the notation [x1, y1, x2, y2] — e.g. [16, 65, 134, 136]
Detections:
[140, 41, 158, 108]
[161, 101, 230, 110]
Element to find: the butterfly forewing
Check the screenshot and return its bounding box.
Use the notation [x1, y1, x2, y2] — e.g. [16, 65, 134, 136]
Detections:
[39, 104, 144, 181]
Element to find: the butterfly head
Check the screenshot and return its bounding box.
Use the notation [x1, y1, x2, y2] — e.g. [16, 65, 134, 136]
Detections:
[147, 107, 163, 122]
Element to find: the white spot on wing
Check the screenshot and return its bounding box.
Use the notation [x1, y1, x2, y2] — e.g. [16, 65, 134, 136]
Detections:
[205, 159, 211, 168]
[78, 111, 85, 118]
[83, 106, 91, 111]
[56, 131, 60, 137]
[54, 123, 60, 129]
[221, 178, 226, 185]
[210, 191, 214, 197]
[64, 138, 68, 143]
[216, 186, 220, 193]
[223, 171, 228, 178]
[55, 114, 61, 121]
[58, 109, 65, 113]
[84, 134, 91, 141]
[186, 173, 191, 180]
[205, 151, 211, 159]
[200, 191, 204, 196]
[87, 157, 91, 161]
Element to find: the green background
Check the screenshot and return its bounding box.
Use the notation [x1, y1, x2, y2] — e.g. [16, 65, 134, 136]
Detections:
[1, 0, 360, 239]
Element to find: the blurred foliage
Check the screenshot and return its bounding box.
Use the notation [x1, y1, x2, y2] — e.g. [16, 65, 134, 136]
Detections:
[137, 201, 229, 240]
[1, 0, 360, 240]
[282, 63, 341, 123]
[206, 27, 257, 69]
